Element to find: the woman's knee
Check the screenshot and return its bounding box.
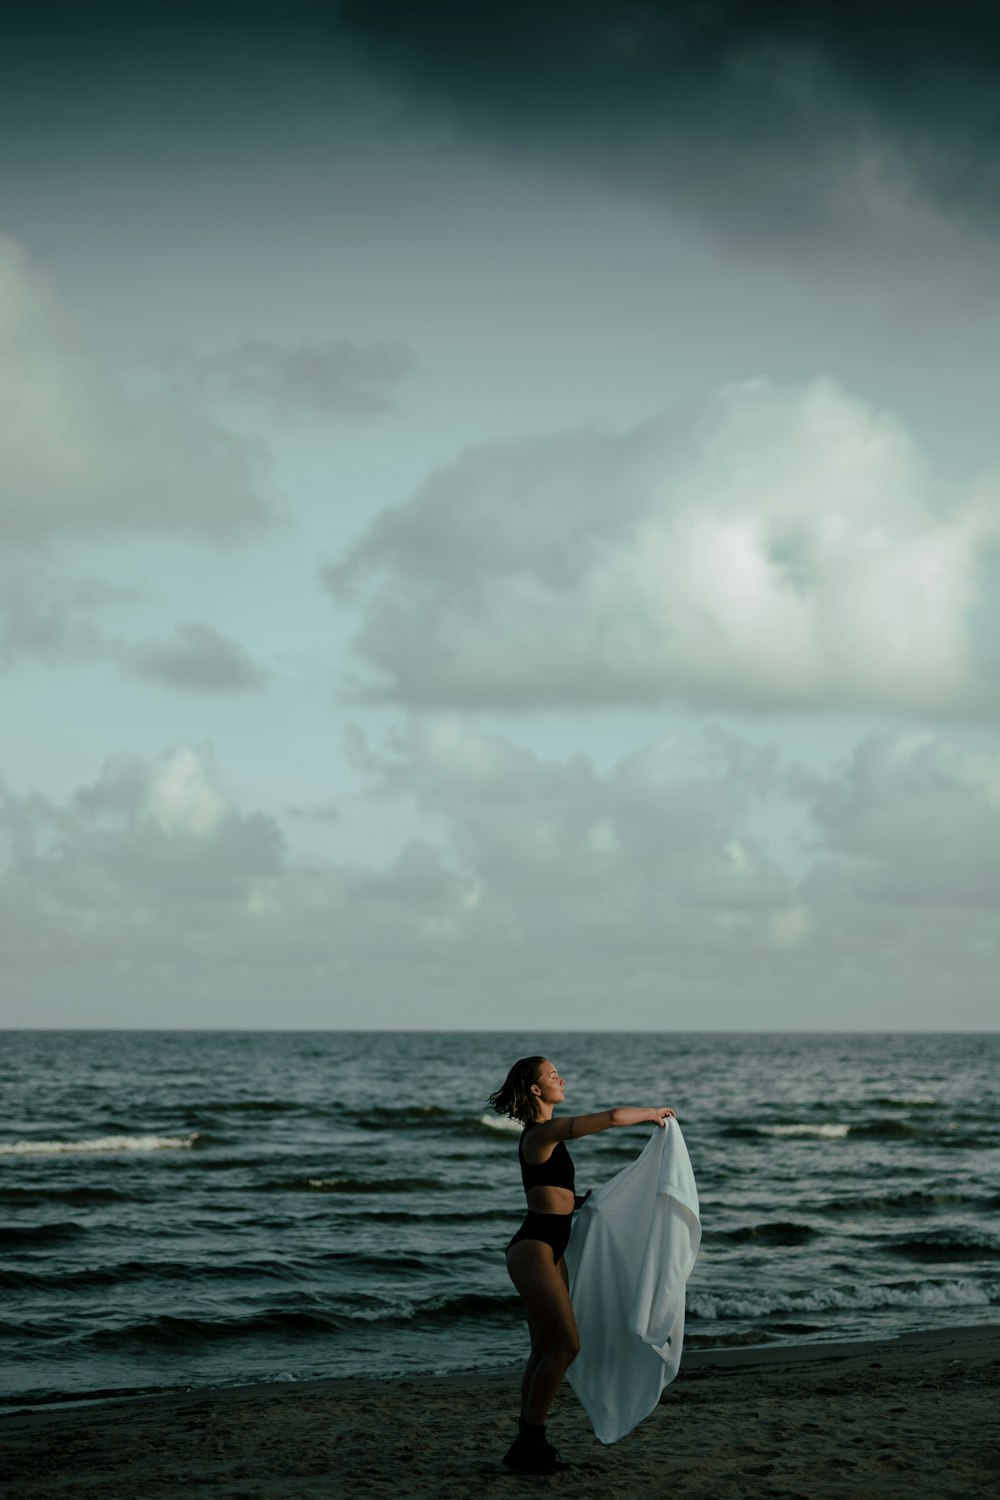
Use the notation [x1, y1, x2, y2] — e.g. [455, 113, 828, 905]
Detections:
[551, 1332, 580, 1368]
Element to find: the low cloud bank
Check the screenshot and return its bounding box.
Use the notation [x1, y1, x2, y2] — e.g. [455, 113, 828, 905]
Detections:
[2, 728, 997, 1028]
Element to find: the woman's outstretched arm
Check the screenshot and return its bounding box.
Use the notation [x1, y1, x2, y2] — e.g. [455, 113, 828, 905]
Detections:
[525, 1106, 674, 1153]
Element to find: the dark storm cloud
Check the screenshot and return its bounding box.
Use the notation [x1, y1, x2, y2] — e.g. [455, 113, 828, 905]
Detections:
[336, 0, 1000, 241]
[7, 3, 998, 242]
[0, 3, 349, 169]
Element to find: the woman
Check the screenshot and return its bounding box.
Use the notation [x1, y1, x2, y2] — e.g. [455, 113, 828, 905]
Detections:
[488, 1055, 675, 1474]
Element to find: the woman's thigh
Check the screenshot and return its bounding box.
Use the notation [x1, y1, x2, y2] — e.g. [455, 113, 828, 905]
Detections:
[506, 1242, 580, 1350]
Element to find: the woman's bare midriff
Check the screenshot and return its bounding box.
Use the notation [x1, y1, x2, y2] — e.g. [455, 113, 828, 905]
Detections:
[525, 1185, 574, 1215]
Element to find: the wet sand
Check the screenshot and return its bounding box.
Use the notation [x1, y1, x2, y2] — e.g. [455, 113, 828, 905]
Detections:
[1, 1325, 996, 1498]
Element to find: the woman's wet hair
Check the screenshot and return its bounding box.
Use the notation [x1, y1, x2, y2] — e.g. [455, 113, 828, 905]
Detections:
[487, 1056, 547, 1126]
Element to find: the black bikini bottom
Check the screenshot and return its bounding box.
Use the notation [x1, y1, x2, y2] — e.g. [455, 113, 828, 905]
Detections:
[505, 1211, 573, 1264]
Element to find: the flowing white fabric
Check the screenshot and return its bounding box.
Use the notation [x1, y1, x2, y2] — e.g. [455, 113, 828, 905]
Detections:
[564, 1119, 701, 1444]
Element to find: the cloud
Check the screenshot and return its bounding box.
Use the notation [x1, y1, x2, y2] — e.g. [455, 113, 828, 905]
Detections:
[126, 623, 269, 694]
[800, 731, 1000, 908]
[163, 336, 419, 418]
[791, 730, 1000, 1005]
[0, 744, 473, 1023]
[350, 717, 790, 912]
[328, 379, 998, 715]
[0, 233, 271, 543]
[0, 560, 268, 698]
[337, 0, 1000, 246]
[6, 5, 997, 251]
[2, 727, 997, 1026]
[284, 801, 341, 823]
[0, 748, 285, 970]
[0, 553, 267, 698]
[346, 716, 1000, 1021]
[0, 561, 135, 663]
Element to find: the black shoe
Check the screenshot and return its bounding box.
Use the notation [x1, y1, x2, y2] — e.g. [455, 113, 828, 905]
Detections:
[502, 1436, 571, 1474]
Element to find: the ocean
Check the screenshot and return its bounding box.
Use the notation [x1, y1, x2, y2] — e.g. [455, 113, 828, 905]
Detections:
[1, 1030, 997, 1411]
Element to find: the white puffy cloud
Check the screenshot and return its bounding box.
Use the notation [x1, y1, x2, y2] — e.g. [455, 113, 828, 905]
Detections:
[143, 747, 230, 837]
[66, 745, 283, 873]
[329, 379, 997, 714]
[0, 233, 270, 542]
[0, 748, 284, 992]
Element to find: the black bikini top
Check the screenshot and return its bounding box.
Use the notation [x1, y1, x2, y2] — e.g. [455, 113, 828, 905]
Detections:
[519, 1125, 575, 1194]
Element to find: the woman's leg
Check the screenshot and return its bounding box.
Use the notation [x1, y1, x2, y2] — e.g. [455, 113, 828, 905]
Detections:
[506, 1241, 581, 1425]
[519, 1257, 572, 1414]
[519, 1307, 548, 1419]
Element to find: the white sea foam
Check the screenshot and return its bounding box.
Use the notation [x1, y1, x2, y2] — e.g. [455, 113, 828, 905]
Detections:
[477, 1114, 521, 1131]
[757, 1124, 850, 1139]
[689, 1278, 997, 1321]
[0, 1133, 200, 1157]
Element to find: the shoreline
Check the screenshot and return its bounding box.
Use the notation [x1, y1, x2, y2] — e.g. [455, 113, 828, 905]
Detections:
[1, 1324, 996, 1497]
[3, 1321, 994, 1414]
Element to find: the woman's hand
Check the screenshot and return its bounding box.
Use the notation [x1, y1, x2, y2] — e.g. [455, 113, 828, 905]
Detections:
[650, 1107, 676, 1127]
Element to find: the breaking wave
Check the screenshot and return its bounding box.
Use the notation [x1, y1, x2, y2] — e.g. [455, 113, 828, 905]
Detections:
[0, 1134, 201, 1157]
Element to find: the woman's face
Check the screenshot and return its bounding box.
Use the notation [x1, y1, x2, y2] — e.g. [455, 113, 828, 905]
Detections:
[532, 1059, 566, 1109]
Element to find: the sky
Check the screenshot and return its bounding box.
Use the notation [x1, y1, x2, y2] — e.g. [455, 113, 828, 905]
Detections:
[1, 0, 998, 1030]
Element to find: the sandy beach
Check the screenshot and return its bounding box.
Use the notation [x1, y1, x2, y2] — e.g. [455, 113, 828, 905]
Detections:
[1, 1325, 996, 1498]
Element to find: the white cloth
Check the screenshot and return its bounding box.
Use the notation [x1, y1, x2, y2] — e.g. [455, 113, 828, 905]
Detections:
[564, 1119, 701, 1444]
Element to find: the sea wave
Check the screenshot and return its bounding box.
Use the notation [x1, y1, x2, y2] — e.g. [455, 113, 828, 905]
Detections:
[352, 1105, 456, 1131]
[353, 1206, 515, 1225]
[880, 1232, 1000, 1262]
[848, 1121, 922, 1140]
[349, 1105, 525, 1137]
[818, 1189, 978, 1215]
[0, 1257, 306, 1292]
[78, 1291, 522, 1350]
[712, 1221, 818, 1247]
[688, 1276, 999, 1321]
[253, 1176, 448, 1195]
[0, 1186, 133, 1205]
[0, 1133, 201, 1157]
[0, 1222, 89, 1247]
[186, 1099, 300, 1114]
[873, 1096, 939, 1108]
[727, 1120, 973, 1142]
